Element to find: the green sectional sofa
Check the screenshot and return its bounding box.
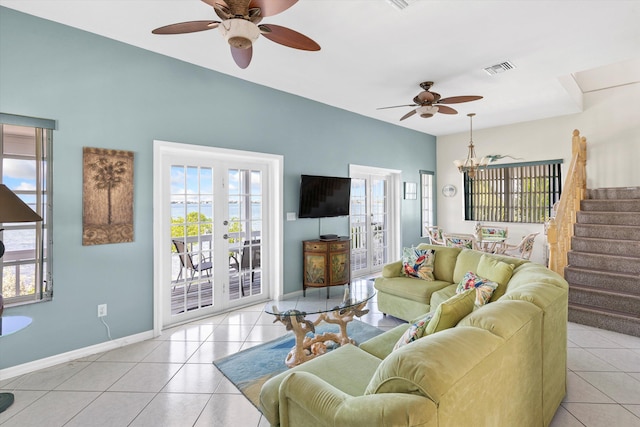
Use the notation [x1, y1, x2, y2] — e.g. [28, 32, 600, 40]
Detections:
[259, 246, 568, 427]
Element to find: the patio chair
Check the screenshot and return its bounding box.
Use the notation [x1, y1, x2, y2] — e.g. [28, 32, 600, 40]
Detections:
[172, 239, 212, 290]
[475, 223, 509, 240]
[496, 232, 539, 260]
[230, 239, 260, 296]
[425, 226, 445, 245]
[443, 233, 478, 250]
[474, 223, 509, 252]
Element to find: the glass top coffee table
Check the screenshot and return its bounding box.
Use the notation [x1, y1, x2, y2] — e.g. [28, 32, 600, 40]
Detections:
[265, 281, 375, 368]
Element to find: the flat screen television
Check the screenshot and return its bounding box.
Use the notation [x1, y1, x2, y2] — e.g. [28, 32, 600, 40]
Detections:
[298, 174, 351, 218]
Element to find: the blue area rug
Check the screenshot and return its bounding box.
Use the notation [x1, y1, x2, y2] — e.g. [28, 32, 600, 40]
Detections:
[213, 320, 383, 409]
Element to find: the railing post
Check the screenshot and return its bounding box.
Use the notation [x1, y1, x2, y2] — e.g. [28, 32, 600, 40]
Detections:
[547, 217, 558, 273]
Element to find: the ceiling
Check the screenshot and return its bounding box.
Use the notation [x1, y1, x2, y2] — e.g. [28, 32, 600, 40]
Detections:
[1, 0, 639, 136]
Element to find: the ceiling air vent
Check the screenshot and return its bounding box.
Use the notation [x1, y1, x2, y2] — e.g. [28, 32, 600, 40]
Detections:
[483, 61, 516, 75]
[386, 0, 418, 10]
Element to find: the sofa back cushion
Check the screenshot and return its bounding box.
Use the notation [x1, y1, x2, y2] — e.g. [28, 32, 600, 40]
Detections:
[416, 244, 461, 283]
[453, 249, 528, 285]
[393, 289, 476, 350]
[425, 288, 476, 334]
[477, 254, 515, 301]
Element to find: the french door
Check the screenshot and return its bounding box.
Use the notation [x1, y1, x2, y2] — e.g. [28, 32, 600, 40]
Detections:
[349, 166, 400, 277]
[154, 142, 280, 329]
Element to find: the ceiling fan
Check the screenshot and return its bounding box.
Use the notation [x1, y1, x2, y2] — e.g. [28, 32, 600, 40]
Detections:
[151, 0, 320, 69]
[378, 81, 483, 121]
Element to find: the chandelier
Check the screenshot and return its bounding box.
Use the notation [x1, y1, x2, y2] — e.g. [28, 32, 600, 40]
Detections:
[453, 113, 489, 179]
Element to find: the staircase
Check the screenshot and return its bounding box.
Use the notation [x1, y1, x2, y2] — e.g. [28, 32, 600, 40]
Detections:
[565, 187, 640, 337]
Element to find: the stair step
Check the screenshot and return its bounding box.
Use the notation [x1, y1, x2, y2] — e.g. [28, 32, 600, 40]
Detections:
[568, 303, 640, 338]
[587, 187, 640, 200]
[576, 211, 640, 226]
[571, 236, 640, 257]
[574, 224, 640, 241]
[565, 266, 640, 295]
[581, 199, 640, 212]
[568, 284, 640, 315]
[567, 251, 640, 275]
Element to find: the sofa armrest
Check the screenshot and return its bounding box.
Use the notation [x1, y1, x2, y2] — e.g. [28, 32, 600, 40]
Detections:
[279, 371, 436, 427]
[381, 260, 403, 278]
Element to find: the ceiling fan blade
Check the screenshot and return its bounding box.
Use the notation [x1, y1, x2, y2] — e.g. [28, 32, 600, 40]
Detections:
[435, 105, 458, 115]
[400, 109, 417, 121]
[377, 104, 418, 110]
[438, 95, 483, 104]
[259, 24, 320, 51]
[152, 20, 220, 34]
[250, 0, 298, 17]
[231, 45, 253, 69]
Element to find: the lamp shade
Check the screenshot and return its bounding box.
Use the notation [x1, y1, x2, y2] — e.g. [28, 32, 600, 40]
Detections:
[0, 184, 43, 223]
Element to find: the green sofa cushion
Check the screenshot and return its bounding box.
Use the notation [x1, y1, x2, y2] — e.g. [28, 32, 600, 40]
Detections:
[416, 244, 461, 283]
[477, 254, 515, 286]
[392, 288, 475, 351]
[452, 249, 484, 283]
[425, 288, 476, 334]
[374, 276, 451, 305]
[359, 323, 410, 360]
[429, 284, 457, 309]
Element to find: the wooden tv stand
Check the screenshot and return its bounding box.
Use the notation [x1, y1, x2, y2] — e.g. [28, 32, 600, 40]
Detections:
[302, 239, 351, 296]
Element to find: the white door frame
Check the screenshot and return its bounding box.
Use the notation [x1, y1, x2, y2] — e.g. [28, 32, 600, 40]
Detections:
[152, 140, 283, 335]
[349, 164, 402, 271]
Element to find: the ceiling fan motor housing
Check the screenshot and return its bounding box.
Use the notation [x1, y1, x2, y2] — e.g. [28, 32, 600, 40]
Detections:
[219, 18, 260, 49]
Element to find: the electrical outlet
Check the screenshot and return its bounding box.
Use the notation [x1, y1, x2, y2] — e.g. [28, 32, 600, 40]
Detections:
[97, 304, 107, 317]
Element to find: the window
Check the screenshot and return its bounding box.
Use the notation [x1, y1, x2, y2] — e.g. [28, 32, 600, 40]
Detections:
[420, 171, 434, 236]
[1, 114, 54, 306]
[463, 160, 562, 223]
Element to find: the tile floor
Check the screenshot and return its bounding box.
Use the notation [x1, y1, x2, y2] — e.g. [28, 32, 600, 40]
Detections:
[1, 295, 639, 427]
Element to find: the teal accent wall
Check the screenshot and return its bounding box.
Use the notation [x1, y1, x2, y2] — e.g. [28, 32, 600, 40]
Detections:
[0, 7, 435, 369]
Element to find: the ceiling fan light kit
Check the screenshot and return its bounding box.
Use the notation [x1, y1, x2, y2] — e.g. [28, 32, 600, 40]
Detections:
[219, 18, 259, 49]
[417, 105, 439, 118]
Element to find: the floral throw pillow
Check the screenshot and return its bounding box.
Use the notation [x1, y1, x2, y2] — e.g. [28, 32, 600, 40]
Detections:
[402, 247, 436, 281]
[393, 312, 434, 350]
[456, 271, 499, 307]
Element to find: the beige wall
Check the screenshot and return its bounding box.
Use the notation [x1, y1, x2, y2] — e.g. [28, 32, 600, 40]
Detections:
[436, 82, 640, 265]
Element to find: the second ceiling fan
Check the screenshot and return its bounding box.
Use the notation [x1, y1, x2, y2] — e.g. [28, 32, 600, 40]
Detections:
[379, 81, 483, 121]
[152, 0, 320, 69]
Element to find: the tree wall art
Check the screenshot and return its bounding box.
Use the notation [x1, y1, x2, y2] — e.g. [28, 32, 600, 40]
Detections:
[82, 147, 134, 245]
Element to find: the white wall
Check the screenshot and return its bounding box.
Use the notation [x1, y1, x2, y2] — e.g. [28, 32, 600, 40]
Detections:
[436, 82, 640, 265]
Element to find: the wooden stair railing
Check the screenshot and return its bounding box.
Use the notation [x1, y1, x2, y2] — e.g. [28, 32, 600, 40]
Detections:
[546, 129, 587, 275]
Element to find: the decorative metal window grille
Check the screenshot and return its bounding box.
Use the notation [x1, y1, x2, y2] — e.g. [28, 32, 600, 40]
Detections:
[463, 160, 562, 223]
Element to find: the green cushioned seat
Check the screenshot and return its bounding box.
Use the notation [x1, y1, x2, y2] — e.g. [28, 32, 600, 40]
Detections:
[374, 276, 451, 304]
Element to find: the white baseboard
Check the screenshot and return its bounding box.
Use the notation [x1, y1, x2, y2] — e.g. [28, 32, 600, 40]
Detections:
[0, 330, 154, 381]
